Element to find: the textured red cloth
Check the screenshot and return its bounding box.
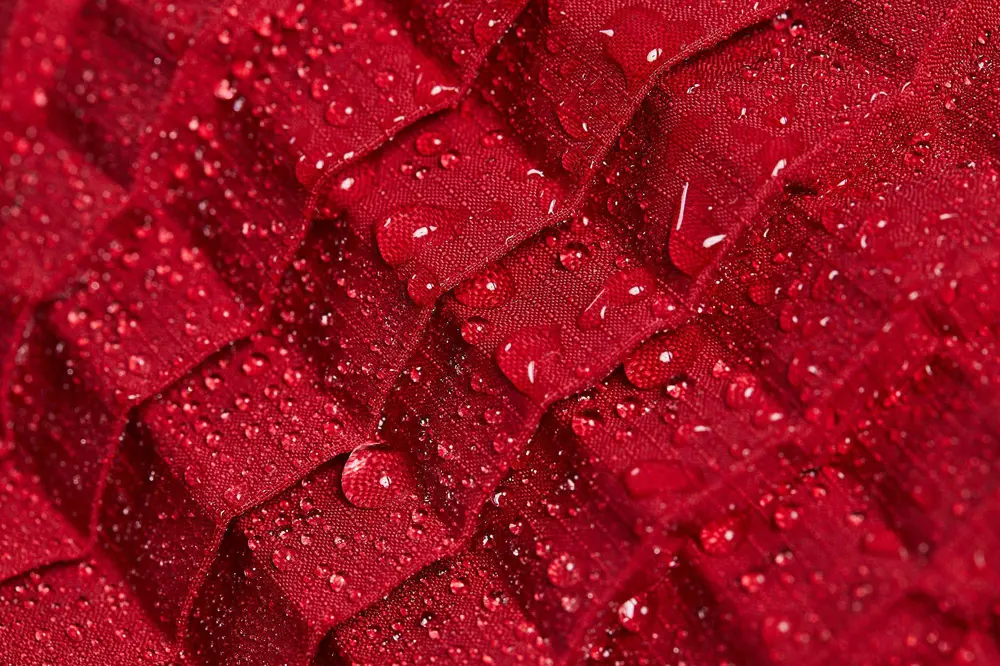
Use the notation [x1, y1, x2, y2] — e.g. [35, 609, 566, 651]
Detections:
[2, 0, 1000, 663]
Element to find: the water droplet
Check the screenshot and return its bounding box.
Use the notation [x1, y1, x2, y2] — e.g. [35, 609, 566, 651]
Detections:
[600, 9, 701, 89]
[559, 241, 590, 271]
[667, 182, 726, 277]
[624, 324, 704, 389]
[556, 101, 590, 140]
[623, 460, 703, 498]
[341, 442, 417, 508]
[725, 372, 759, 410]
[415, 131, 446, 156]
[496, 325, 562, 401]
[376, 206, 456, 266]
[454, 265, 514, 308]
[571, 410, 604, 437]
[241, 352, 270, 376]
[617, 595, 650, 633]
[329, 572, 347, 592]
[699, 515, 747, 555]
[578, 268, 655, 329]
[406, 267, 439, 307]
[272, 547, 296, 571]
[460, 316, 490, 344]
[547, 553, 582, 588]
[325, 97, 357, 126]
[414, 65, 459, 107]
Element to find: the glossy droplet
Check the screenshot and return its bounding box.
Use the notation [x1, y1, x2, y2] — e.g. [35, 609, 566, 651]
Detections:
[376, 206, 456, 266]
[578, 268, 655, 329]
[496, 324, 562, 401]
[414, 66, 460, 107]
[667, 181, 726, 277]
[699, 514, 747, 555]
[559, 241, 590, 271]
[624, 324, 705, 389]
[415, 131, 446, 156]
[618, 595, 650, 633]
[473, 11, 503, 46]
[460, 316, 490, 344]
[272, 547, 295, 571]
[406, 267, 439, 307]
[325, 97, 357, 126]
[341, 442, 417, 508]
[623, 460, 703, 498]
[571, 410, 603, 437]
[241, 352, 270, 376]
[547, 553, 582, 588]
[555, 101, 590, 140]
[454, 265, 514, 309]
[329, 572, 347, 592]
[600, 9, 701, 89]
[725, 372, 759, 410]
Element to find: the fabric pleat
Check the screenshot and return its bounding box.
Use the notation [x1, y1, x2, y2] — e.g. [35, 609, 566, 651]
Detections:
[1, 0, 999, 663]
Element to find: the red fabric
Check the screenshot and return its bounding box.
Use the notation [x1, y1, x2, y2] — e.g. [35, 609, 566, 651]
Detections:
[2, 0, 1000, 663]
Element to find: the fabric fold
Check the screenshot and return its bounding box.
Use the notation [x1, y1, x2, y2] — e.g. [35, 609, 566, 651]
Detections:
[1, 0, 526, 597]
[0, 0, 998, 662]
[94, 0, 781, 652]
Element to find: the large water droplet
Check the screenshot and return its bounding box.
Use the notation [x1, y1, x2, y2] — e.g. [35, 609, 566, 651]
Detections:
[600, 9, 701, 89]
[454, 265, 514, 308]
[667, 181, 726, 277]
[341, 443, 417, 508]
[578, 267, 655, 330]
[496, 324, 562, 401]
[623, 324, 704, 389]
[376, 206, 456, 266]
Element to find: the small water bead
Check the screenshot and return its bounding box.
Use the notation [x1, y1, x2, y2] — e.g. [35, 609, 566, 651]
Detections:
[65, 624, 84, 643]
[329, 572, 347, 592]
[414, 131, 446, 156]
[578, 267, 656, 330]
[571, 410, 603, 437]
[546, 553, 582, 588]
[699, 514, 748, 555]
[482, 589, 504, 612]
[667, 181, 726, 277]
[241, 352, 270, 376]
[271, 546, 295, 571]
[406, 267, 439, 307]
[413, 66, 460, 107]
[324, 98, 357, 126]
[617, 595, 650, 633]
[615, 396, 642, 418]
[341, 442, 417, 508]
[725, 372, 759, 410]
[555, 101, 590, 140]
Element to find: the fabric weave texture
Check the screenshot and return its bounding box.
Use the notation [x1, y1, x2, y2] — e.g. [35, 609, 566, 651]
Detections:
[1, 0, 999, 663]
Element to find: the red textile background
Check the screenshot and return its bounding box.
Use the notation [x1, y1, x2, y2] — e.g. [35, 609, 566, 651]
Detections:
[1, 0, 999, 663]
